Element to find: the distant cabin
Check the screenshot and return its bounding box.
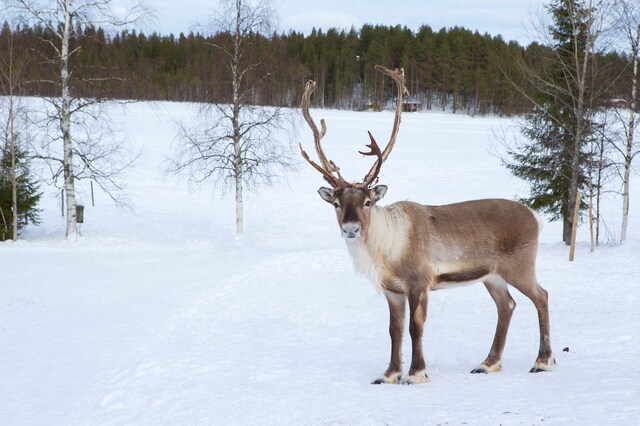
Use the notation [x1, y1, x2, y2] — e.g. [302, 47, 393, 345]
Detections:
[402, 97, 421, 112]
[609, 99, 631, 110]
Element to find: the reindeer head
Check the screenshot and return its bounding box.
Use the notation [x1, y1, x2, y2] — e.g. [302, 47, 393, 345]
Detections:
[300, 66, 408, 240]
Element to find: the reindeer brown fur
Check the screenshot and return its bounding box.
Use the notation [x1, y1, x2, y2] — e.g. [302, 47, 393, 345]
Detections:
[300, 66, 554, 384]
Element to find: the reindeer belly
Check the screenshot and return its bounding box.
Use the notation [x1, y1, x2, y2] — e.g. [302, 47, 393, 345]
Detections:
[431, 262, 492, 290]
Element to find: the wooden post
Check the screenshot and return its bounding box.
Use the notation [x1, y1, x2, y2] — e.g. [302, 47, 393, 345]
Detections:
[91, 181, 95, 207]
[589, 190, 594, 253]
[569, 192, 581, 262]
[76, 205, 84, 223]
[0, 207, 7, 241]
[61, 189, 64, 216]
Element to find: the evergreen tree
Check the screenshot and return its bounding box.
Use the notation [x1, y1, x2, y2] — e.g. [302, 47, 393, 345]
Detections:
[505, 104, 579, 221]
[0, 134, 41, 240]
[505, 0, 600, 243]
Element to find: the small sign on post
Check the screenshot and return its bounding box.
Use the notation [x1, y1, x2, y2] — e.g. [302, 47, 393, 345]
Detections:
[569, 193, 581, 262]
[76, 205, 84, 224]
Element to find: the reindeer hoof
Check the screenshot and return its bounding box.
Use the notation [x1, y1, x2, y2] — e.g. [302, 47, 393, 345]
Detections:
[399, 370, 430, 385]
[371, 372, 403, 384]
[471, 362, 501, 374]
[529, 357, 555, 373]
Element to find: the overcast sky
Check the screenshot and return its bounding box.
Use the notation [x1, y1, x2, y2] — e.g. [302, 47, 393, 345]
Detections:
[125, 0, 537, 43]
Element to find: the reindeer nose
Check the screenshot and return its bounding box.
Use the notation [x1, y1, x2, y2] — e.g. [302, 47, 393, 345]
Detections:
[342, 222, 361, 239]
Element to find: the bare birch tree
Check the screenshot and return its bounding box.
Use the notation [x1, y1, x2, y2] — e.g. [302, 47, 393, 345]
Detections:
[612, 0, 640, 243]
[587, 115, 617, 246]
[5, 0, 150, 238]
[167, 0, 294, 234]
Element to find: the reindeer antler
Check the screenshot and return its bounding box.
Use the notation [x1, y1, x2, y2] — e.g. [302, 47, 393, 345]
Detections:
[300, 66, 408, 189]
[362, 66, 409, 186]
[300, 80, 350, 188]
[360, 132, 383, 187]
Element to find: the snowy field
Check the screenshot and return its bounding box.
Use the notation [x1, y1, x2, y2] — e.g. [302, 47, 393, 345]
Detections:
[2, 102, 640, 425]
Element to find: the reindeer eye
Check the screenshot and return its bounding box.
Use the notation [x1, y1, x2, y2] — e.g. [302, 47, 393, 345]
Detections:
[333, 202, 340, 209]
[364, 200, 371, 207]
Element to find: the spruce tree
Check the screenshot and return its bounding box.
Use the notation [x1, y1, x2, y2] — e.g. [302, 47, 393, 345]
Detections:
[505, 0, 597, 243]
[0, 134, 41, 240]
[505, 104, 583, 223]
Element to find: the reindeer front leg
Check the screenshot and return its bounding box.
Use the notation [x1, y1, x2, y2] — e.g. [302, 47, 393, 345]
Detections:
[372, 290, 405, 384]
[400, 286, 430, 384]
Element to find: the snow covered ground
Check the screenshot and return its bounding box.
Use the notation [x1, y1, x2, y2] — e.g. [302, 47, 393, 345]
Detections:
[2, 102, 639, 425]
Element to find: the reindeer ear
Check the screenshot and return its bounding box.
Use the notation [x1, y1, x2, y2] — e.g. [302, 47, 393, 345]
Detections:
[318, 187, 334, 203]
[371, 185, 387, 202]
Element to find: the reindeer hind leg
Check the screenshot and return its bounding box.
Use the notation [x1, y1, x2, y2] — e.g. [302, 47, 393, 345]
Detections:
[506, 271, 554, 373]
[471, 276, 516, 374]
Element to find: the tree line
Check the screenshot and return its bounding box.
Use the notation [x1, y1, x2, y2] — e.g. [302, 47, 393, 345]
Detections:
[1, 0, 638, 244]
[1, 21, 632, 116]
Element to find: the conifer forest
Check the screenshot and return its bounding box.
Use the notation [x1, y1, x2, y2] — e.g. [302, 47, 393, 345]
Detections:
[1, 22, 632, 115]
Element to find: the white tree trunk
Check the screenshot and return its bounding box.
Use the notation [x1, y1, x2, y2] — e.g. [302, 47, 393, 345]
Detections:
[621, 23, 640, 243]
[235, 159, 243, 234]
[595, 137, 605, 246]
[10, 92, 17, 241]
[565, 5, 590, 244]
[232, 0, 243, 234]
[62, 0, 77, 238]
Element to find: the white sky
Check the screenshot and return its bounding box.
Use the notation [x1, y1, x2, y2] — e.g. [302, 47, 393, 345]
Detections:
[127, 0, 536, 43]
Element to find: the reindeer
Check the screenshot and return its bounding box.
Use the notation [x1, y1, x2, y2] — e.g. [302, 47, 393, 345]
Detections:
[299, 66, 554, 384]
